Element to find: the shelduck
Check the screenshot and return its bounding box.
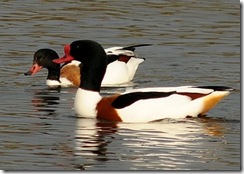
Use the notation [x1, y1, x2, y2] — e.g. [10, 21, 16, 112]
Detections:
[103, 44, 150, 86]
[25, 44, 149, 87]
[24, 48, 80, 87]
[53, 40, 233, 123]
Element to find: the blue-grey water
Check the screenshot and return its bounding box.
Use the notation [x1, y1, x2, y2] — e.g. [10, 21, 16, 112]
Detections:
[0, 0, 240, 171]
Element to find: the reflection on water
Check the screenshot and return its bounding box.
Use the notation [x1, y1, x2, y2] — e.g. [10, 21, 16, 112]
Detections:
[75, 119, 118, 170]
[74, 117, 239, 170]
[31, 87, 61, 117]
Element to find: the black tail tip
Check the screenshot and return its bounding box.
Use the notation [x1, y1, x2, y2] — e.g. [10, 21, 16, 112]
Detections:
[122, 44, 153, 51]
[197, 86, 234, 92]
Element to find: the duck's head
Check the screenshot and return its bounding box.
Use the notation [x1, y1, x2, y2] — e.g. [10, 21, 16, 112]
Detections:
[53, 40, 108, 91]
[53, 40, 107, 66]
[25, 49, 60, 76]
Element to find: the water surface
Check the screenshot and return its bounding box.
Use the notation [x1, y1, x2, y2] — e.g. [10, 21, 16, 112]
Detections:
[0, 0, 240, 171]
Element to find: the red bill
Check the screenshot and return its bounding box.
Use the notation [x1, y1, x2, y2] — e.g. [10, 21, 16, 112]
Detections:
[53, 44, 74, 64]
[24, 63, 43, 76]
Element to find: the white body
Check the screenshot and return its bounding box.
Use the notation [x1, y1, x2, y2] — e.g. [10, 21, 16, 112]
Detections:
[74, 86, 231, 123]
[101, 57, 144, 86]
[49, 46, 145, 87]
[102, 46, 144, 86]
[75, 89, 102, 118]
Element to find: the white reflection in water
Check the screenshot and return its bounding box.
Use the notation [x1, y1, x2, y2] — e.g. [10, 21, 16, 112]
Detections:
[74, 117, 236, 170]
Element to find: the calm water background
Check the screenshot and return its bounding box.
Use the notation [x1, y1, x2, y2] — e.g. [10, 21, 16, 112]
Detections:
[0, 0, 240, 171]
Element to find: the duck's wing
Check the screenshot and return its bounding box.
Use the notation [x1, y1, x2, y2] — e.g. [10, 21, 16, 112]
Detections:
[114, 86, 233, 109]
[105, 44, 151, 64]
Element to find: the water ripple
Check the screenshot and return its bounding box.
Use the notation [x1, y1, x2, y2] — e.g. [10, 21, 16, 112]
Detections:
[0, 0, 240, 171]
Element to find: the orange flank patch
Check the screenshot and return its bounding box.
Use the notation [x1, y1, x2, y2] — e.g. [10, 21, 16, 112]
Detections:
[60, 65, 80, 86]
[177, 92, 209, 100]
[96, 94, 122, 122]
[201, 92, 229, 115]
[118, 55, 131, 63]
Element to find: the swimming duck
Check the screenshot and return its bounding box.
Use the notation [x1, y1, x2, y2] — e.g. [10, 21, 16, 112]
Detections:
[25, 44, 149, 87]
[102, 44, 150, 86]
[24, 48, 80, 87]
[53, 40, 233, 123]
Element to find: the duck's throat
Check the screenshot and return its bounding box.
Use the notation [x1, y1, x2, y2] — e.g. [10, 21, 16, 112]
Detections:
[47, 67, 60, 82]
[79, 64, 106, 92]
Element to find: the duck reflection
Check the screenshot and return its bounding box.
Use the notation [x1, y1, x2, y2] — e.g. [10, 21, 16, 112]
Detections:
[74, 115, 229, 170]
[197, 117, 225, 136]
[31, 87, 61, 117]
[74, 118, 118, 170]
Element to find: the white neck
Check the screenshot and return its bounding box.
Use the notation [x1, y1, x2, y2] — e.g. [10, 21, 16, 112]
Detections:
[74, 88, 102, 118]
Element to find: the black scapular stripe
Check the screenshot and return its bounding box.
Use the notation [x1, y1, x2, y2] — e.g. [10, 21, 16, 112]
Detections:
[107, 55, 119, 64]
[112, 91, 176, 109]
